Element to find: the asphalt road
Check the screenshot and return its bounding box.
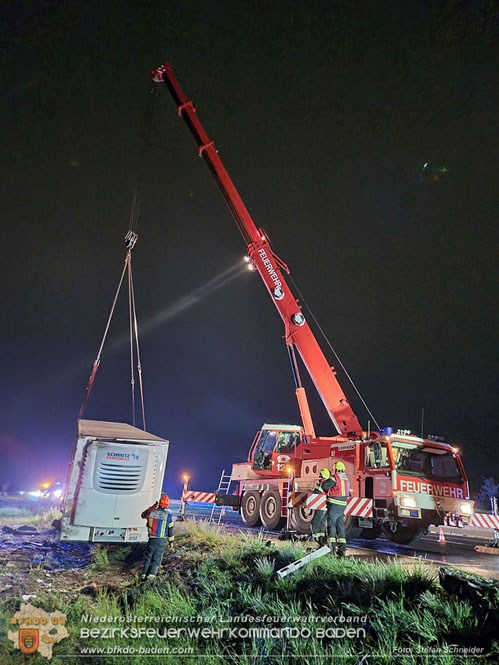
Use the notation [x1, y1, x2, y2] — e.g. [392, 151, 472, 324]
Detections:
[171, 501, 499, 578]
[348, 531, 499, 578]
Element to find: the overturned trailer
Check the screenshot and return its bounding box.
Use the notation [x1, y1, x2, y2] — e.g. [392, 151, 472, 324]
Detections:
[60, 419, 169, 543]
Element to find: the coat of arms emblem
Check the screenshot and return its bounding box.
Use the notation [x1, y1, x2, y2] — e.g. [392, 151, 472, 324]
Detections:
[19, 627, 39, 654]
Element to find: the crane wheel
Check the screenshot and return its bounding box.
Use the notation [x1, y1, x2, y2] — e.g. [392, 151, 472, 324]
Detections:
[290, 506, 314, 534]
[344, 515, 362, 539]
[290, 512, 364, 538]
[359, 526, 382, 540]
[241, 490, 262, 527]
[260, 490, 285, 530]
[383, 520, 423, 545]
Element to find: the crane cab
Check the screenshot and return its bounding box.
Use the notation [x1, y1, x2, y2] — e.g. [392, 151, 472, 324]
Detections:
[248, 424, 303, 476]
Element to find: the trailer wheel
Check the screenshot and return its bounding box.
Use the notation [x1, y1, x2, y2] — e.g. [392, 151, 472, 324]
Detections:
[290, 506, 314, 534]
[241, 490, 262, 527]
[260, 490, 285, 530]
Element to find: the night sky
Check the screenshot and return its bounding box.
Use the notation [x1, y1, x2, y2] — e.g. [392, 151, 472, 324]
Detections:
[2, 1, 498, 497]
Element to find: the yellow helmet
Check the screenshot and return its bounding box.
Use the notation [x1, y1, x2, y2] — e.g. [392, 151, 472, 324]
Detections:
[319, 468, 331, 479]
[335, 461, 346, 472]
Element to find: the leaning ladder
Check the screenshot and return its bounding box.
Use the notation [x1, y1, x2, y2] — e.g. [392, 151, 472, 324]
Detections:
[209, 469, 232, 525]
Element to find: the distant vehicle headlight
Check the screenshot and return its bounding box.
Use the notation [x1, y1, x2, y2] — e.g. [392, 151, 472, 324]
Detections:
[459, 502, 473, 515]
[400, 494, 417, 508]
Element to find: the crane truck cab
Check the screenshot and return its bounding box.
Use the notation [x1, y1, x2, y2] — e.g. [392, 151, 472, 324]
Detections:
[364, 432, 473, 544]
[228, 426, 473, 544]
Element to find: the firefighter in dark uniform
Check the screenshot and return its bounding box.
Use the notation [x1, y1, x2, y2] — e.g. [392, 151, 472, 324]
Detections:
[141, 494, 174, 580]
[310, 468, 335, 545]
[326, 461, 350, 557]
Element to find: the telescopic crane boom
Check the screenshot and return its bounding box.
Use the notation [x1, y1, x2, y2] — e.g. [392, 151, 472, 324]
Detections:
[152, 63, 362, 438]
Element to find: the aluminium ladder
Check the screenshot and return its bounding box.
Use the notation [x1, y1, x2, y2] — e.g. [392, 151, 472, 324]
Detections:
[209, 469, 232, 525]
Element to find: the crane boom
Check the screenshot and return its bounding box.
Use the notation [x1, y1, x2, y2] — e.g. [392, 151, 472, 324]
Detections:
[153, 63, 362, 437]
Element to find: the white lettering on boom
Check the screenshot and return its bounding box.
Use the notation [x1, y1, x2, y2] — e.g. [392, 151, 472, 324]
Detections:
[258, 248, 282, 289]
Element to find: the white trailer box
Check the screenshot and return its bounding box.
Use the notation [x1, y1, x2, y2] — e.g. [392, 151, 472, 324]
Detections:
[60, 419, 169, 543]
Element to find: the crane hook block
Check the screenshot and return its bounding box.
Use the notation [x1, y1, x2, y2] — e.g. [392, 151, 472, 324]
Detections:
[125, 231, 138, 250]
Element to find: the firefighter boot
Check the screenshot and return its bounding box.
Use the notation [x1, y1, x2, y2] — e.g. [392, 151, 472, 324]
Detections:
[337, 538, 347, 558]
[310, 531, 325, 548]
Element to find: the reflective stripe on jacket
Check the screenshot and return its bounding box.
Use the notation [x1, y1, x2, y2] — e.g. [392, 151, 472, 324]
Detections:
[146, 508, 174, 540]
[327, 472, 350, 504]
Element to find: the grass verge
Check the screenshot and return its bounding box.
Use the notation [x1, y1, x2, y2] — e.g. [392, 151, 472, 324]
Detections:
[1, 521, 497, 664]
[0, 506, 62, 529]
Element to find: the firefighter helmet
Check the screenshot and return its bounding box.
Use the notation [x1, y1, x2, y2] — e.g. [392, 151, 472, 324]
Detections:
[159, 494, 170, 508]
[319, 468, 331, 479]
[335, 461, 346, 472]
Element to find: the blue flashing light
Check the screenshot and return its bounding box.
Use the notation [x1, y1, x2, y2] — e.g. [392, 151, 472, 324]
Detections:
[383, 427, 393, 436]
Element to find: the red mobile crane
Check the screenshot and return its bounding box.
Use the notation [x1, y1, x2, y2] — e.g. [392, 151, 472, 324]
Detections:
[153, 63, 473, 543]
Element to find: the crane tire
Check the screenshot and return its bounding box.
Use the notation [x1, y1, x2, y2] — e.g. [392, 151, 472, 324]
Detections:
[344, 514, 362, 539]
[383, 521, 423, 545]
[241, 490, 262, 527]
[290, 506, 314, 534]
[260, 490, 285, 530]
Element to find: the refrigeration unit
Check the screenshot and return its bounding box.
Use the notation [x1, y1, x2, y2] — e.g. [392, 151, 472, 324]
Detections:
[60, 419, 169, 543]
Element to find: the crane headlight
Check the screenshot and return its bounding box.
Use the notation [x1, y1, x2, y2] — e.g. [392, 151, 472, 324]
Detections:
[273, 286, 284, 300]
[459, 502, 473, 515]
[292, 313, 305, 326]
[400, 494, 417, 508]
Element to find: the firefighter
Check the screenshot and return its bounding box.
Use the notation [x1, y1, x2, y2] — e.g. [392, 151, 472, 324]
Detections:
[140, 494, 174, 580]
[310, 468, 335, 545]
[326, 461, 350, 557]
